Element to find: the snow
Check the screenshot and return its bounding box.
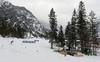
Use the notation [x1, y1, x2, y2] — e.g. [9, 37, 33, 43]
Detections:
[0, 36, 100, 62]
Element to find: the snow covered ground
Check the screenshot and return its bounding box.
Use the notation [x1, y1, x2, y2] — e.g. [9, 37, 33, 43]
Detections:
[0, 36, 100, 62]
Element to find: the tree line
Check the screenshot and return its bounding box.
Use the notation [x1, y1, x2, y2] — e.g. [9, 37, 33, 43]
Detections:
[0, 15, 49, 38]
[49, 1, 98, 55]
[0, 14, 26, 38]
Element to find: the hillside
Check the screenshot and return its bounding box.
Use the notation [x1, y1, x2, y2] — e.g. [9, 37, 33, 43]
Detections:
[0, 0, 49, 36]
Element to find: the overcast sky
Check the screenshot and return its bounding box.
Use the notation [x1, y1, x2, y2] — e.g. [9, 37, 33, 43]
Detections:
[7, 0, 100, 28]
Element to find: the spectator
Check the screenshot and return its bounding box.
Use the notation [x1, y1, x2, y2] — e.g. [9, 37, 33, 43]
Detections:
[90, 50, 92, 56]
[87, 50, 89, 56]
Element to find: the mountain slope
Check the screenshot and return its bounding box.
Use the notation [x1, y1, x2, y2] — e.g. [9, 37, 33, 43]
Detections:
[39, 20, 50, 29]
[0, 37, 100, 62]
[0, 0, 49, 36]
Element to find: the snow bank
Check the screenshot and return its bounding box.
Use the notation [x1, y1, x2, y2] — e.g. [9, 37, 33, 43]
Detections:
[0, 37, 100, 62]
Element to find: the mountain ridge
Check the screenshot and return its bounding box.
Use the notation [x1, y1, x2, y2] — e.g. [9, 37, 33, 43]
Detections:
[0, 0, 49, 37]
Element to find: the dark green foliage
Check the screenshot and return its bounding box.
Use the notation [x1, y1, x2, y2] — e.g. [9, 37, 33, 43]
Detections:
[58, 25, 65, 46]
[77, 1, 87, 53]
[65, 22, 71, 50]
[64, 1, 98, 55]
[0, 15, 26, 38]
[0, 15, 8, 37]
[49, 8, 58, 40]
[49, 8, 58, 49]
[70, 9, 77, 51]
[89, 11, 98, 55]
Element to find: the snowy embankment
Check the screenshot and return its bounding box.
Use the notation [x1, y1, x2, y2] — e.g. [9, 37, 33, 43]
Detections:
[0, 37, 100, 62]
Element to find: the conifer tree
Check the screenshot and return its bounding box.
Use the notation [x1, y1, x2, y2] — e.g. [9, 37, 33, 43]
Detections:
[49, 8, 58, 49]
[70, 9, 77, 51]
[8, 21, 13, 37]
[89, 10, 98, 55]
[65, 22, 71, 50]
[77, 1, 87, 53]
[17, 26, 23, 38]
[1, 15, 8, 37]
[58, 25, 65, 46]
[0, 18, 2, 35]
